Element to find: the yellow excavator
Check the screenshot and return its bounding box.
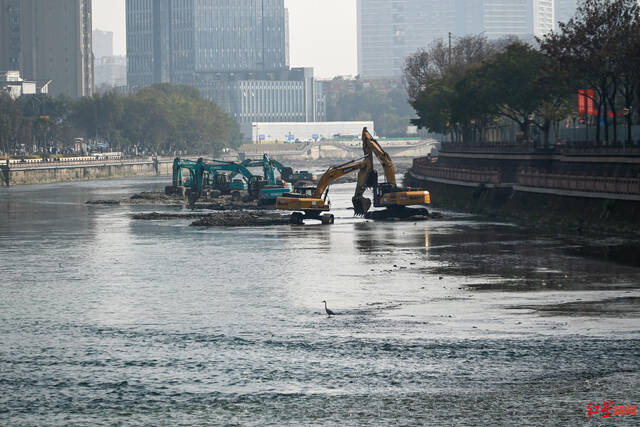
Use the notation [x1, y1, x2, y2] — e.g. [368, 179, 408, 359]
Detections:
[276, 128, 430, 224]
[276, 155, 376, 224]
[352, 127, 430, 219]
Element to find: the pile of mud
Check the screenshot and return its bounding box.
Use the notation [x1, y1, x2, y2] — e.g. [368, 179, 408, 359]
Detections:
[86, 200, 121, 205]
[87, 191, 260, 209]
[132, 210, 290, 227]
[190, 211, 290, 227]
[130, 192, 174, 201]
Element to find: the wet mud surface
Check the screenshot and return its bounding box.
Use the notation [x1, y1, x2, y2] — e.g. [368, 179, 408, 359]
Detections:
[2, 177, 639, 425]
[513, 296, 640, 317]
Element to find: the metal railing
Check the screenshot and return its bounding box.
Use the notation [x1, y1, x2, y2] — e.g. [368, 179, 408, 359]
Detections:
[411, 160, 501, 185]
[517, 168, 640, 195]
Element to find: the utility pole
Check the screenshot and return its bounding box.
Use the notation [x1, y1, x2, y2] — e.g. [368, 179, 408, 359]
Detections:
[448, 32, 452, 64]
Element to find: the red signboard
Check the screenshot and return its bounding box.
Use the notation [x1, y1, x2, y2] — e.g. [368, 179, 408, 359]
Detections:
[578, 89, 586, 115]
[586, 89, 595, 116]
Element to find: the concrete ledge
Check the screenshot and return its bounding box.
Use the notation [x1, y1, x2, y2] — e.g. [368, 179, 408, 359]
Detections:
[408, 171, 512, 189]
[513, 185, 640, 201]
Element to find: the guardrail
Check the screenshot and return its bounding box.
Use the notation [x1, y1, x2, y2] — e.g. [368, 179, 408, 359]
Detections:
[411, 159, 501, 185]
[517, 168, 640, 195]
[440, 141, 640, 156]
[441, 141, 537, 153]
[3, 154, 152, 169]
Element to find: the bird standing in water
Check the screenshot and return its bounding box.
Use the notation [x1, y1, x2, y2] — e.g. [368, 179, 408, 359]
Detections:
[322, 300, 336, 317]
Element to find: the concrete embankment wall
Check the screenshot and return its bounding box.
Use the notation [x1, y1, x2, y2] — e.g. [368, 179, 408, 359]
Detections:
[407, 175, 640, 228]
[1, 160, 172, 186]
[407, 159, 640, 234]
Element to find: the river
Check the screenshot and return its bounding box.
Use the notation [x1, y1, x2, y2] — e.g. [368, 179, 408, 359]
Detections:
[1, 177, 639, 425]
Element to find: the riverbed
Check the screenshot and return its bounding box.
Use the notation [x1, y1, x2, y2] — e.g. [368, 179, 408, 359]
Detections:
[1, 177, 638, 425]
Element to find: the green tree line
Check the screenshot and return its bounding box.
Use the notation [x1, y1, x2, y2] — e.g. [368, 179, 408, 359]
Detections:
[405, 0, 640, 146]
[0, 83, 242, 156]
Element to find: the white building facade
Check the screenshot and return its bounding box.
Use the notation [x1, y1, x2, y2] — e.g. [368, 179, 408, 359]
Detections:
[251, 121, 375, 143]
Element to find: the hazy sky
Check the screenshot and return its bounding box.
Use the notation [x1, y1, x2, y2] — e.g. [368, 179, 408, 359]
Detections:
[92, 0, 357, 79]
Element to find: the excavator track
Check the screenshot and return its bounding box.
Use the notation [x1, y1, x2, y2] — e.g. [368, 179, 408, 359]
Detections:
[364, 206, 429, 220]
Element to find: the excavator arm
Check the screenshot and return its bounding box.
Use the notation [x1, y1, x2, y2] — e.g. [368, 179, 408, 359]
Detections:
[276, 155, 374, 223]
[313, 156, 372, 198]
[362, 127, 396, 185]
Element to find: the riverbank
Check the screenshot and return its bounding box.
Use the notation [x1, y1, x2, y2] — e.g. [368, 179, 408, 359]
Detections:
[406, 146, 640, 238]
[1, 158, 172, 186]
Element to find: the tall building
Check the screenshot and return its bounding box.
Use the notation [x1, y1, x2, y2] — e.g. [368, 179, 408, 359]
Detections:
[93, 29, 114, 59]
[358, 0, 467, 80]
[482, 0, 554, 40]
[357, 0, 554, 79]
[0, 0, 94, 97]
[126, 0, 324, 138]
[555, 0, 578, 30]
[127, 0, 286, 87]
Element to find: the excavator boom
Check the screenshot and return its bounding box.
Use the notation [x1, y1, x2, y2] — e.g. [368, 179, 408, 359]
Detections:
[356, 127, 431, 217]
[362, 127, 396, 185]
[276, 155, 373, 223]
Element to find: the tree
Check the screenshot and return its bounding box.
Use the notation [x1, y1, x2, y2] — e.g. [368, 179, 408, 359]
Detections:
[405, 34, 500, 142]
[478, 42, 572, 146]
[540, 0, 640, 144]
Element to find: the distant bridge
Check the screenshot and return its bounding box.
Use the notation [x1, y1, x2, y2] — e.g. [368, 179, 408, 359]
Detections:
[239, 139, 439, 161]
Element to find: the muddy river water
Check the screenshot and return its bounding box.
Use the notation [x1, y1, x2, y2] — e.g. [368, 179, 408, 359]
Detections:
[1, 177, 639, 425]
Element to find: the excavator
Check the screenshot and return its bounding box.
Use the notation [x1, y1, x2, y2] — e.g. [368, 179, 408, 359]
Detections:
[171, 157, 198, 188]
[241, 154, 315, 185]
[275, 155, 376, 224]
[188, 158, 292, 206]
[276, 128, 430, 224]
[352, 127, 430, 219]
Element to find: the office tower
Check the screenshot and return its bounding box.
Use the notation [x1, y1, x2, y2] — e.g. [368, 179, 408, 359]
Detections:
[555, 0, 578, 30]
[357, 0, 555, 79]
[0, 0, 94, 97]
[482, 0, 554, 40]
[358, 0, 462, 79]
[285, 8, 290, 68]
[127, 0, 287, 87]
[93, 29, 114, 59]
[126, 0, 323, 137]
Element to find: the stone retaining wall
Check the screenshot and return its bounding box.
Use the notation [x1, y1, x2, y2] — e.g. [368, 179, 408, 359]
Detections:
[1, 160, 172, 186]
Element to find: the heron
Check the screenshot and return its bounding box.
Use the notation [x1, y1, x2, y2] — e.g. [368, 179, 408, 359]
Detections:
[322, 300, 337, 317]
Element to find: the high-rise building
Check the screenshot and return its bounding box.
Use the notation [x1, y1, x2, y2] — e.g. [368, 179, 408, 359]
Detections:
[0, 0, 94, 97]
[126, 0, 324, 138]
[555, 0, 578, 30]
[357, 0, 554, 79]
[482, 0, 554, 40]
[127, 0, 286, 87]
[358, 0, 469, 79]
[93, 29, 114, 59]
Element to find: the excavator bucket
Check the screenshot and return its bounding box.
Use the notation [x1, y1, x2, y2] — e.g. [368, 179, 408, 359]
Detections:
[352, 196, 372, 216]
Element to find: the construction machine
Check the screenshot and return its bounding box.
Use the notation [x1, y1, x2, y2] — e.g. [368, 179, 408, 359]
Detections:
[276, 155, 376, 224]
[239, 154, 294, 205]
[165, 157, 199, 196]
[241, 154, 315, 185]
[171, 157, 198, 187]
[188, 158, 292, 206]
[352, 128, 430, 219]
